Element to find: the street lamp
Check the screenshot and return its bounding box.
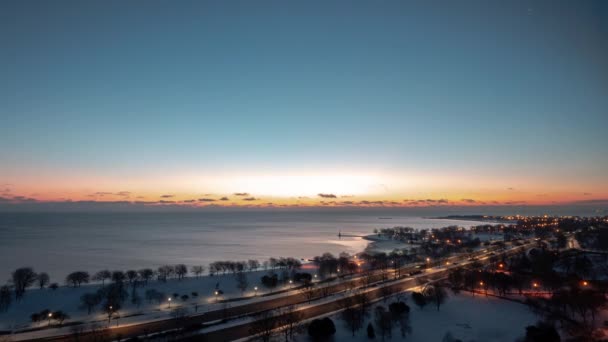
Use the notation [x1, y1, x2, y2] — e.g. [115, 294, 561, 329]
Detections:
[214, 290, 219, 302]
[289, 280, 293, 288]
[48, 312, 53, 326]
[167, 297, 172, 309]
[254, 286, 258, 296]
[581, 281, 589, 287]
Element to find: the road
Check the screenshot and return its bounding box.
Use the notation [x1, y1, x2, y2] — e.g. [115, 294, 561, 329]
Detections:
[24, 242, 531, 342]
[184, 243, 531, 341]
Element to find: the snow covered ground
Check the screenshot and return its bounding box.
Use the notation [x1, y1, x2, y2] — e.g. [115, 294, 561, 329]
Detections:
[0, 268, 312, 333]
[293, 291, 539, 342]
[1, 234, 412, 335]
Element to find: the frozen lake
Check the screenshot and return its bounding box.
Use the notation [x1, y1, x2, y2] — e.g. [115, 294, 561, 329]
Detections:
[0, 211, 487, 281]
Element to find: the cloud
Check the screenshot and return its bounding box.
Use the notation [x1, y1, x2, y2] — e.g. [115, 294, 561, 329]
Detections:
[183, 199, 196, 203]
[573, 198, 608, 204]
[507, 187, 515, 191]
[198, 198, 216, 202]
[437, 199, 449, 204]
[318, 193, 337, 198]
[160, 194, 174, 198]
[158, 200, 176, 204]
[358, 200, 385, 205]
[12, 196, 38, 202]
[219, 197, 230, 201]
[583, 192, 592, 196]
[243, 197, 259, 201]
[116, 191, 131, 197]
[461, 198, 477, 203]
[234, 192, 250, 196]
[340, 195, 355, 198]
[93, 192, 113, 196]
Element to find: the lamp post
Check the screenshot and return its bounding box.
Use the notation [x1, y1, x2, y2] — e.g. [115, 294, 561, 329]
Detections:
[254, 286, 258, 296]
[289, 280, 293, 288]
[215, 290, 219, 303]
[168, 297, 172, 309]
[48, 312, 53, 326]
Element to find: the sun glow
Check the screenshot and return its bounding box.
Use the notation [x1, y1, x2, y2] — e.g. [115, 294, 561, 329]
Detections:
[211, 173, 383, 197]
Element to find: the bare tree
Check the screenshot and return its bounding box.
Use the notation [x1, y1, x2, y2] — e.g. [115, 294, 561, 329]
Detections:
[277, 305, 302, 342]
[12, 267, 37, 299]
[190, 265, 205, 278]
[37, 273, 50, 289]
[66, 271, 90, 288]
[236, 271, 248, 294]
[248, 259, 260, 271]
[249, 310, 277, 342]
[174, 264, 188, 280]
[80, 293, 101, 314]
[374, 305, 393, 341]
[138, 269, 154, 284]
[340, 297, 365, 337]
[0, 285, 11, 312]
[92, 270, 111, 286]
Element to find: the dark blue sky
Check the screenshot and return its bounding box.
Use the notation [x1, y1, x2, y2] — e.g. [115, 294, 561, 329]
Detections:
[1, 0, 607, 205]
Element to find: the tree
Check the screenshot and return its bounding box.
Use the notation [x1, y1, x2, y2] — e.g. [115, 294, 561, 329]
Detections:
[138, 268, 155, 284]
[389, 301, 411, 338]
[0, 285, 12, 312]
[111, 270, 126, 284]
[277, 305, 302, 342]
[66, 271, 90, 287]
[52, 311, 69, 325]
[93, 270, 111, 286]
[248, 259, 260, 271]
[175, 264, 188, 279]
[425, 285, 448, 311]
[374, 306, 392, 341]
[308, 317, 336, 340]
[80, 293, 101, 314]
[30, 312, 41, 326]
[367, 323, 376, 338]
[261, 273, 279, 293]
[236, 272, 248, 294]
[412, 292, 427, 310]
[249, 310, 277, 342]
[12, 267, 37, 299]
[37, 273, 50, 289]
[342, 307, 365, 337]
[125, 270, 138, 284]
[49, 283, 59, 290]
[191, 265, 205, 277]
[524, 321, 560, 342]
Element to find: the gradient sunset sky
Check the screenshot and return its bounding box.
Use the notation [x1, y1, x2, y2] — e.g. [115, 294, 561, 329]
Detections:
[1, 0, 607, 209]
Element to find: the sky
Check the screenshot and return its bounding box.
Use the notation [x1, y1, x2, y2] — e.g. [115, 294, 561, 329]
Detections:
[1, 0, 607, 211]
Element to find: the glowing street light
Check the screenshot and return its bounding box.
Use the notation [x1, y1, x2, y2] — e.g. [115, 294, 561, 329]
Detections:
[254, 286, 258, 296]
[581, 281, 589, 287]
[167, 297, 172, 309]
[479, 281, 484, 286]
[48, 312, 53, 326]
[289, 280, 293, 288]
[214, 290, 219, 302]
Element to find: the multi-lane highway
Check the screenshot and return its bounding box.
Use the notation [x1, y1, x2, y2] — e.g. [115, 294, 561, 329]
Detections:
[24, 241, 533, 342]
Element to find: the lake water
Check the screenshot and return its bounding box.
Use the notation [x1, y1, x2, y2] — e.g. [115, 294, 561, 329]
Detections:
[0, 211, 487, 281]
